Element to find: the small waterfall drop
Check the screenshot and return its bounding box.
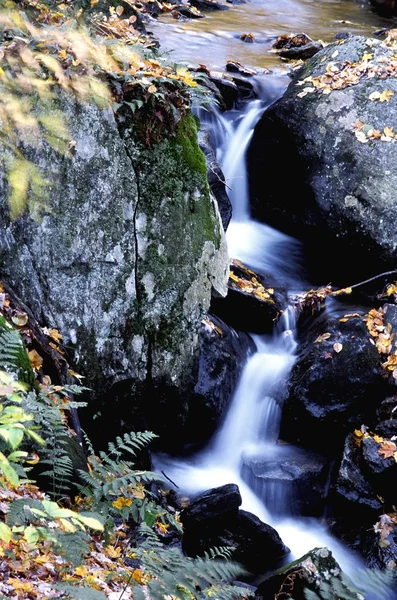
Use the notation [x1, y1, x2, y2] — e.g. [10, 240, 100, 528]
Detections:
[154, 84, 395, 598]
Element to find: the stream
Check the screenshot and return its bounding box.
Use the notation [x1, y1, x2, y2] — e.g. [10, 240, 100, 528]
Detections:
[153, 1, 397, 597]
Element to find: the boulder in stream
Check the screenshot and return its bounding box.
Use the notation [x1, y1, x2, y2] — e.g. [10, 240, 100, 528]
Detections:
[280, 309, 391, 451]
[0, 93, 229, 450]
[248, 35, 397, 284]
[211, 259, 286, 334]
[242, 447, 330, 517]
[255, 547, 364, 600]
[181, 314, 255, 447]
[181, 483, 289, 572]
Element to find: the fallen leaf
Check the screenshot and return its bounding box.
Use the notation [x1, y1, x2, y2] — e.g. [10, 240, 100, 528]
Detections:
[11, 312, 28, 327]
[28, 349, 43, 370]
[378, 440, 397, 459]
[333, 342, 343, 353]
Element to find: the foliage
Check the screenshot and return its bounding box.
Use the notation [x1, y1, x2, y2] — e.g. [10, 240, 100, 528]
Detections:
[0, 0, 212, 217]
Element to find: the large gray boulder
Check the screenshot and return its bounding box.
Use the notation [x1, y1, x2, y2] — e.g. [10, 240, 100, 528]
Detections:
[248, 35, 397, 284]
[0, 94, 229, 446]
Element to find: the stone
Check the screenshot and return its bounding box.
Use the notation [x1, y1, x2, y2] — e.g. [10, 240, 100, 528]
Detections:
[0, 93, 229, 449]
[256, 547, 364, 600]
[248, 36, 397, 284]
[181, 484, 289, 572]
[280, 311, 388, 450]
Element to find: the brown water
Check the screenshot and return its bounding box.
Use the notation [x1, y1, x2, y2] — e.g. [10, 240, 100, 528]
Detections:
[149, 0, 392, 71]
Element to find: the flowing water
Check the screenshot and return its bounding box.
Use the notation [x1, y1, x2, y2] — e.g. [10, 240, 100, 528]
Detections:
[154, 98, 381, 591]
[149, 0, 392, 71]
[153, 3, 397, 596]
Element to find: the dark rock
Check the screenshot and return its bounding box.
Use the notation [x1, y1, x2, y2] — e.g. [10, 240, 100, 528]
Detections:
[208, 71, 257, 110]
[279, 42, 322, 60]
[182, 314, 254, 447]
[280, 312, 388, 450]
[248, 36, 397, 285]
[226, 60, 257, 77]
[226, 0, 246, 3]
[242, 447, 330, 516]
[273, 33, 313, 49]
[375, 394, 397, 437]
[211, 260, 286, 334]
[334, 434, 382, 514]
[198, 128, 232, 231]
[240, 32, 255, 43]
[181, 485, 289, 572]
[190, 0, 229, 10]
[208, 73, 239, 110]
[256, 547, 364, 600]
[181, 484, 242, 527]
[332, 433, 397, 570]
[175, 6, 204, 18]
[370, 0, 397, 16]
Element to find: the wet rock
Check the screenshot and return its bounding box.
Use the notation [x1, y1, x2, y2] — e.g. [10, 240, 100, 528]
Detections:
[211, 260, 286, 334]
[190, 0, 229, 10]
[248, 36, 397, 284]
[226, 60, 257, 76]
[181, 484, 289, 572]
[198, 127, 232, 230]
[182, 314, 254, 447]
[280, 311, 389, 450]
[370, 0, 397, 15]
[375, 395, 397, 438]
[175, 6, 204, 18]
[279, 41, 323, 60]
[208, 71, 257, 109]
[242, 447, 330, 516]
[256, 547, 364, 600]
[273, 33, 323, 60]
[334, 434, 383, 514]
[240, 32, 255, 43]
[331, 432, 397, 568]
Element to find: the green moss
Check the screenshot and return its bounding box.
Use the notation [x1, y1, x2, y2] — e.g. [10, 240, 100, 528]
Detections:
[175, 114, 207, 178]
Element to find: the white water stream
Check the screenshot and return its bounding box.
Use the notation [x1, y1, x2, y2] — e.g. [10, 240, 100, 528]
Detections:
[154, 82, 395, 598]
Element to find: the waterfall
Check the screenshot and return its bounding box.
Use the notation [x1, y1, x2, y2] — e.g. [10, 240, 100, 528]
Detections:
[154, 84, 395, 598]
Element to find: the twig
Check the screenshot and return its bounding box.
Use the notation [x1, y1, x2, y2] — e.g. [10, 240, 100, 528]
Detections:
[161, 470, 179, 488]
[334, 270, 397, 294]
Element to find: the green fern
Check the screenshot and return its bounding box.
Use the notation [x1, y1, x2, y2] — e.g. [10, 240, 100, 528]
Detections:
[132, 525, 253, 600]
[78, 431, 162, 513]
[0, 317, 35, 387]
[21, 387, 86, 498]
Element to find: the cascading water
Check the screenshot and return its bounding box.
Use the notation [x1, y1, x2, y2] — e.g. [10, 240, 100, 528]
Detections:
[154, 79, 395, 599]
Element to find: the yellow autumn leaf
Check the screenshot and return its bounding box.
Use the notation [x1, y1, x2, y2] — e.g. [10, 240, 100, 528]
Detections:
[28, 349, 43, 371]
[48, 328, 63, 342]
[75, 565, 89, 578]
[155, 521, 169, 535]
[380, 90, 394, 102]
[384, 127, 395, 138]
[106, 545, 122, 558]
[362, 53, 373, 61]
[132, 569, 145, 585]
[112, 496, 133, 509]
[7, 579, 34, 592]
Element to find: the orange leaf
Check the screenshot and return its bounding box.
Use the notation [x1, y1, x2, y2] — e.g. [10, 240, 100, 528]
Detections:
[378, 440, 397, 459]
[28, 349, 43, 370]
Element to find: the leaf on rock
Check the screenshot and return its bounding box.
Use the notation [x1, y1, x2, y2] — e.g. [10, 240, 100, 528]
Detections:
[378, 440, 397, 459]
[333, 342, 343, 353]
[28, 350, 43, 371]
[11, 313, 28, 327]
